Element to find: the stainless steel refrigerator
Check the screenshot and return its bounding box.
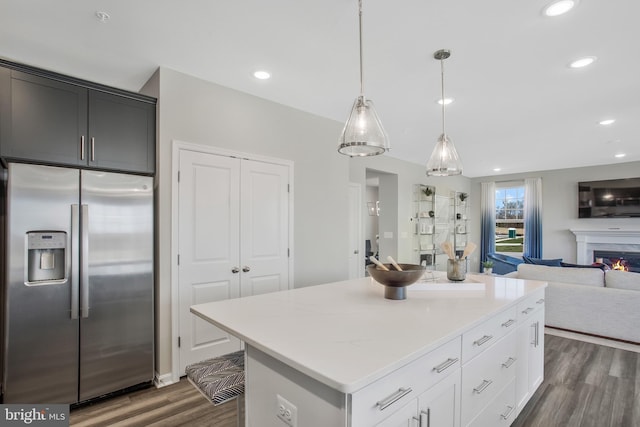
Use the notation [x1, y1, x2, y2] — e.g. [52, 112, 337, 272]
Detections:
[2, 162, 153, 404]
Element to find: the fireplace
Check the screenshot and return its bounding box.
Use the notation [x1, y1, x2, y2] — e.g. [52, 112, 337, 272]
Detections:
[593, 250, 640, 273]
[571, 229, 640, 270]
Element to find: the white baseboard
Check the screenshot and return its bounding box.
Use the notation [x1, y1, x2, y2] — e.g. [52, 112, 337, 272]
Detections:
[545, 327, 640, 353]
[154, 372, 178, 388]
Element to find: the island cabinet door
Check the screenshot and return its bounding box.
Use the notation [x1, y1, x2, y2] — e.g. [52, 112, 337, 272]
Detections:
[375, 399, 418, 427]
[515, 290, 545, 415]
[416, 370, 461, 427]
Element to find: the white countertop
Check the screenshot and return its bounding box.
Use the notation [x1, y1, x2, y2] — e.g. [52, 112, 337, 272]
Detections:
[191, 274, 547, 393]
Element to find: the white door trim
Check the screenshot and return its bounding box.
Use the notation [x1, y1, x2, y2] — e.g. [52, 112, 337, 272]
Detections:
[170, 140, 294, 383]
[348, 182, 364, 279]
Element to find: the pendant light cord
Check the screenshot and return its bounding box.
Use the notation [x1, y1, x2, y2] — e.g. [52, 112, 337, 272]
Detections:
[358, 0, 364, 96]
[440, 57, 446, 134]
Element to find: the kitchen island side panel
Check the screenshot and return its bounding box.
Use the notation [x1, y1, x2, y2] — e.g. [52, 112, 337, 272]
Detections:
[246, 345, 347, 427]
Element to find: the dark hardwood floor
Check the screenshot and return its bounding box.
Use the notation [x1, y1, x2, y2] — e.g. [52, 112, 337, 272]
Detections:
[513, 334, 640, 427]
[70, 334, 639, 426]
[70, 378, 238, 426]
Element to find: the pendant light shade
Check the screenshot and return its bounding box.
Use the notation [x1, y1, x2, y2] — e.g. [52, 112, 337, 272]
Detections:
[426, 133, 463, 176]
[338, 95, 389, 156]
[338, 0, 389, 157]
[426, 49, 463, 176]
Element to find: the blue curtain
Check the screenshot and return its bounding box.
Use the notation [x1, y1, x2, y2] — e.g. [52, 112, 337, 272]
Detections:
[479, 181, 496, 271]
[524, 177, 543, 258]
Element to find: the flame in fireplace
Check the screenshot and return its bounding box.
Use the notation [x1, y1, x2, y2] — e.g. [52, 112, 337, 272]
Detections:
[611, 260, 629, 271]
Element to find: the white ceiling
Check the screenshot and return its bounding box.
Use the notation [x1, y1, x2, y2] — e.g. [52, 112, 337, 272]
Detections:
[1, 0, 638, 177]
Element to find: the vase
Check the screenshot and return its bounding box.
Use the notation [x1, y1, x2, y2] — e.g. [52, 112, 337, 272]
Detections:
[447, 259, 467, 281]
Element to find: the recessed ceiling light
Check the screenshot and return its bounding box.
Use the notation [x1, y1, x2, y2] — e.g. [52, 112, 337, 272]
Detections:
[96, 11, 110, 23]
[599, 119, 616, 126]
[493, 168, 502, 172]
[437, 98, 454, 105]
[569, 56, 596, 68]
[615, 153, 626, 158]
[253, 70, 271, 80]
[543, 0, 577, 17]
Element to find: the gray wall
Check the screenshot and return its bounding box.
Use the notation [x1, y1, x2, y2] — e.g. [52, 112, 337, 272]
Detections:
[469, 161, 640, 266]
[143, 67, 474, 378]
[350, 156, 472, 266]
[147, 67, 349, 376]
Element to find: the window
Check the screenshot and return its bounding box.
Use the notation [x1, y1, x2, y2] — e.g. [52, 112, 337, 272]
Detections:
[495, 183, 524, 254]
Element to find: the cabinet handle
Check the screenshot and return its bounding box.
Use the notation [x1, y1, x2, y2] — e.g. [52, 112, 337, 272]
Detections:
[91, 137, 95, 161]
[242, 266, 251, 272]
[501, 357, 517, 369]
[522, 307, 534, 315]
[501, 319, 516, 328]
[420, 409, 430, 427]
[473, 379, 493, 394]
[231, 267, 240, 273]
[433, 357, 459, 373]
[376, 387, 412, 411]
[500, 405, 515, 420]
[473, 335, 493, 347]
[536, 298, 545, 305]
[80, 135, 85, 160]
[534, 321, 540, 347]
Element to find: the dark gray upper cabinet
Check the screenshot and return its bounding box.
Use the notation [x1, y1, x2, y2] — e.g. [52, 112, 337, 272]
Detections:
[0, 62, 156, 174]
[88, 90, 155, 173]
[1, 70, 87, 166]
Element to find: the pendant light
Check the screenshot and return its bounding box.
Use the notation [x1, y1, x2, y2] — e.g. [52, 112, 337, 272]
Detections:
[426, 49, 463, 176]
[338, 0, 389, 157]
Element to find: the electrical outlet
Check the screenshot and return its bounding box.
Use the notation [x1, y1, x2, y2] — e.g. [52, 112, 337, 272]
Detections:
[276, 394, 297, 427]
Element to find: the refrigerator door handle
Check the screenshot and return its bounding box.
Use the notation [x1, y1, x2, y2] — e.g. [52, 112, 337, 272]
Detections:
[81, 204, 90, 318]
[71, 204, 80, 319]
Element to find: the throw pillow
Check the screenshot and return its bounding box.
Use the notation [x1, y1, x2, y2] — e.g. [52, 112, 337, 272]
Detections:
[523, 256, 563, 267]
[560, 262, 608, 271]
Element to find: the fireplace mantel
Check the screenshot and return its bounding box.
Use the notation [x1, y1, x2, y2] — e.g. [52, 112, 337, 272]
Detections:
[570, 228, 640, 264]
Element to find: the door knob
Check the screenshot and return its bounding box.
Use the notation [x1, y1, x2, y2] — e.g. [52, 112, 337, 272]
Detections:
[242, 266, 251, 272]
[231, 267, 240, 273]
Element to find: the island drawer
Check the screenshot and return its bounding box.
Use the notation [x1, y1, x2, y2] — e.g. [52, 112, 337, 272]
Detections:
[461, 331, 517, 426]
[517, 288, 545, 322]
[350, 336, 461, 426]
[462, 306, 517, 363]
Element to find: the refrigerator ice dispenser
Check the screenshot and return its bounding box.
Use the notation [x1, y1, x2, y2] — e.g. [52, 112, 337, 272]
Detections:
[27, 231, 66, 283]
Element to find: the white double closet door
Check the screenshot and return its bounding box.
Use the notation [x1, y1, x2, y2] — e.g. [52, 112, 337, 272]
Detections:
[178, 149, 290, 372]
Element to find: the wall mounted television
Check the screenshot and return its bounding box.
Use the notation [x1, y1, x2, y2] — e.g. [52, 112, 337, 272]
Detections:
[579, 177, 640, 218]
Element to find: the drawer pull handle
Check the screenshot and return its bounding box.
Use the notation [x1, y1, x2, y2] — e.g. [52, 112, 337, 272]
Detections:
[501, 319, 516, 328]
[536, 298, 545, 304]
[473, 379, 493, 394]
[433, 357, 459, 373]
[501, 405, 515, 420]
[522, 307, 534, 315]
[502, 357, 517, 369]
[376, 387, 412, 411]
[473, 335, 493, 347]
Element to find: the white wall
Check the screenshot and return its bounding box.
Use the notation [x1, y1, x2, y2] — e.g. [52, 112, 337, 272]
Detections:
[469, 161, 640, 266]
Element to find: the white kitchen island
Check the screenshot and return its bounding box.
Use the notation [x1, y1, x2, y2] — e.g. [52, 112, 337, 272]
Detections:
[191, 274, 547, 427]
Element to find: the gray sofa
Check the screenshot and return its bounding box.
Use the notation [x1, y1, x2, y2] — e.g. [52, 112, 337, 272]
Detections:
[506, 264, 640, 343]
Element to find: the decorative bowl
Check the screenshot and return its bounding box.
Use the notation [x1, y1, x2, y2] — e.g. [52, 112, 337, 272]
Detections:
[367, 264, 426, 300]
